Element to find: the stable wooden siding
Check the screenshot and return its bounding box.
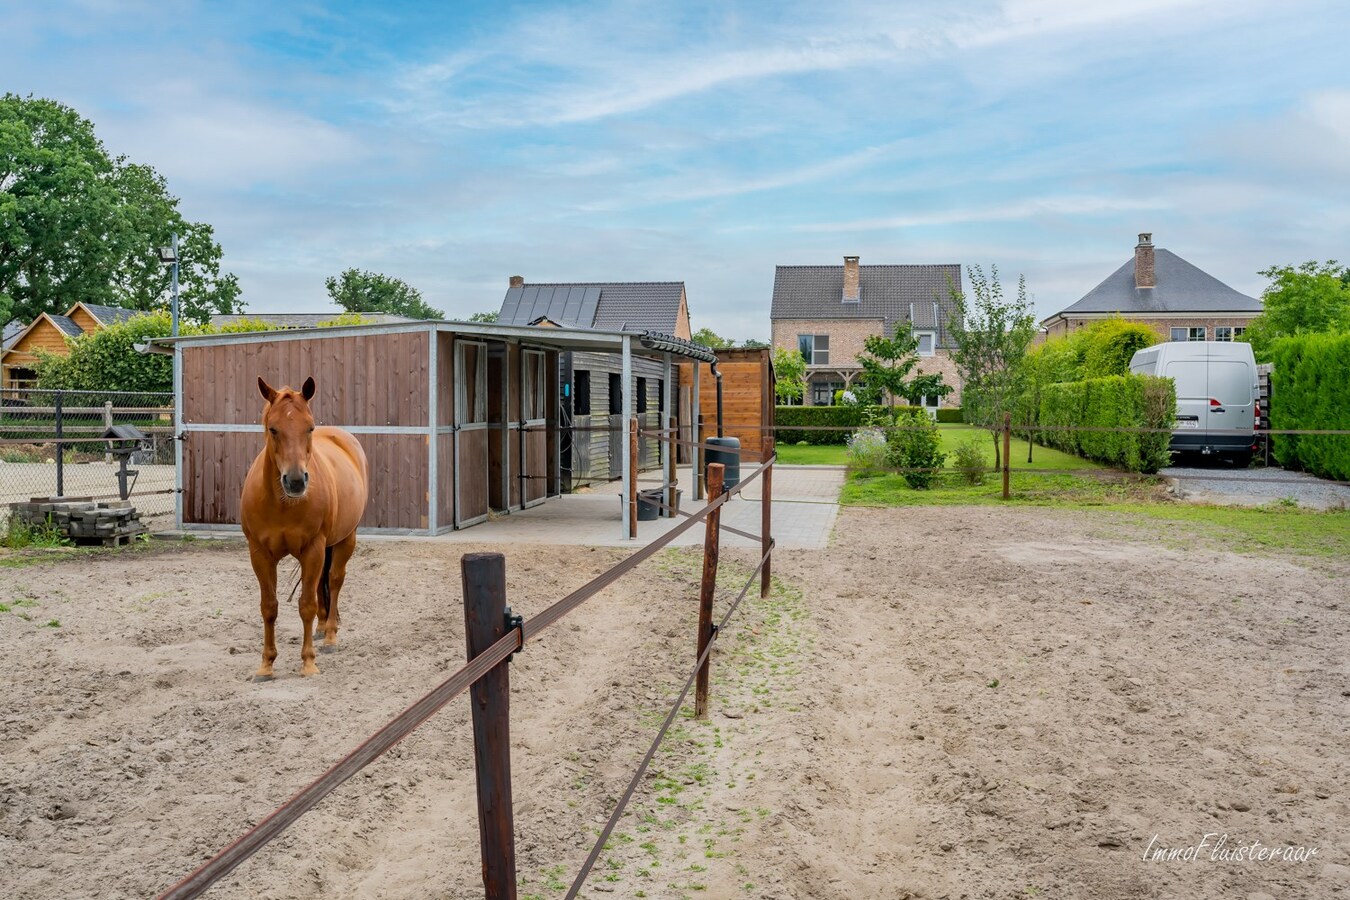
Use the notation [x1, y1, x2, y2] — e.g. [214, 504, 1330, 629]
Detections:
[2, 319, 73, 386]
[68, 305, 101, 333]
[184, 431, 428, 530]
[183, 332, 429, 427]
[567, 351, 666, 485]
[686, 348, 775, 460]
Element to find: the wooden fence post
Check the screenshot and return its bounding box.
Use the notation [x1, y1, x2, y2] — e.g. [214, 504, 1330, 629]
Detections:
[628, 416, 639, 539]
[461, 552, 518, 900]
[696, 462, 725, 719]
[1002, 412, 1012, 500]
[760, 451, 772, 599]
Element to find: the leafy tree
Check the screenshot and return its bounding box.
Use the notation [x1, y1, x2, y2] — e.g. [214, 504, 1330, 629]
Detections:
[324, 268, 443, 320]
[0, 94, 242, 328]
[468, 310, 500, 323]
[741, 338, 769, 349]
[772, 346, 806, 404]
[856, 323, 950, 414]
[947, 265, 1037, 469]
[1241, 260, 1350, 361]
[691, 327, 734, 349]
[34, 311, 274, 392]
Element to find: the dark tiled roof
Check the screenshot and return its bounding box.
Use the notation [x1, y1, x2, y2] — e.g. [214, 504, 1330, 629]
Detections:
[1051, 249, 1262, 319]
[80, 304, 141, 326]
[2, 321, 23, 350]
[498, 282, 685, 334]
[770, 264, 963, 348]
[50, 315, 83, 337]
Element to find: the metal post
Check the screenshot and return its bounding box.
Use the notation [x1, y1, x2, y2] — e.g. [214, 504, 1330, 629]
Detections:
[54, 390, 64, 497]
[761, 455, 772, 599]
[666, 415, 678, 516]
[661, 353, 673, 513]
[461, 552, 518, 900]
[620, 335, 632, 539]
[691, 361, 701, 500]
[170, 231, 180, 337]
[695, 415, 705, 501]
[628, 416, 639, 540]
[695, 462, 725, 719]
[1002, 412, 1012, 500]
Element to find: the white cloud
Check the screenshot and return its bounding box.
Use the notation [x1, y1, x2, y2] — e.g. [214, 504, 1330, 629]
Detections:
[791, 195, 1171, 232]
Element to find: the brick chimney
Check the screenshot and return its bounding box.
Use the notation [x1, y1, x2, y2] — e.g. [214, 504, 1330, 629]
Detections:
[842, 256, 860, 302]
[1134, 234, 1155, 289]
[509, 275, 525, 288]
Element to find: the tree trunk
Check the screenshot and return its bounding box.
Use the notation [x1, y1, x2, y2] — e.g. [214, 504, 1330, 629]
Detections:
[1026, 430, 1034, 464]
[991, 429, 1000, 470]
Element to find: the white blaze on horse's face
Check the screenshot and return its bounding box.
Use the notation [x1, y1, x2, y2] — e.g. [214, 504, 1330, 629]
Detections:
[258, 376, 317, 499]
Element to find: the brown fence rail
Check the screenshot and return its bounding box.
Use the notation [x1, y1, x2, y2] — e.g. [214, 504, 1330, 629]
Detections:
[157, 433, 775, 900]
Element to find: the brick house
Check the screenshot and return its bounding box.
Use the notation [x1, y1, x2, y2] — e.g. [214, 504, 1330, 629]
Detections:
[1, 303, 141, 389]
[1041, 233, 1263, 342]
[770, 256, 964, 407]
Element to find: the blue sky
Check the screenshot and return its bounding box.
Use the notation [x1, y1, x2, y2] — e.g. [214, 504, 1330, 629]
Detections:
[4, 0, 1348, 339]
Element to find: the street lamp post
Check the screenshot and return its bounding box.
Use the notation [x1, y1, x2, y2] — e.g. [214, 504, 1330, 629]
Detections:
[157, 232, 180, 336]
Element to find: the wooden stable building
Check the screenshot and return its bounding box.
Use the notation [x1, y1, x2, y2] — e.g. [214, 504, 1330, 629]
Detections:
[154, 320, 717, 536]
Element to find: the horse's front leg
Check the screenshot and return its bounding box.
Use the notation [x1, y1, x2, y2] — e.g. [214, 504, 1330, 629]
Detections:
[297, 541, 326, 676]
[248, 546, 279, 682]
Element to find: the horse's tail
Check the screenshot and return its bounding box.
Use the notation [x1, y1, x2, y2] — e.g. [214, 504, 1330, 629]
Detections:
[319, 545, 333, 617]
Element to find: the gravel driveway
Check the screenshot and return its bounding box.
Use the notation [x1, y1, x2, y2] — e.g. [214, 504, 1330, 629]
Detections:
[1162, 463, 1350, 510]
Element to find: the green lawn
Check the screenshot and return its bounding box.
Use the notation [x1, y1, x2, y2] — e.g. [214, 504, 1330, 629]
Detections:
[775, 424, 1099, 472]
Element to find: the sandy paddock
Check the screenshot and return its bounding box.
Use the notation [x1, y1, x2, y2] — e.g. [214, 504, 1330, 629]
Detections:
[1, 506, 1347, 899]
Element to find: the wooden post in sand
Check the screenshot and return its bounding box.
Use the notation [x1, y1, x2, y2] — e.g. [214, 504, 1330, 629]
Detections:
[695, 462, 725, 719]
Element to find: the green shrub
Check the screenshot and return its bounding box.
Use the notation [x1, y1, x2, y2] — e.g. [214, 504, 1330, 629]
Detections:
[1268, 333, 1350, 480]
[935, 407, 964, 423]
[775, 405, 919, 444]
[1038, 374, 1175, 473]
[884, 408, 945, 488]
[951, 439, 987, 485]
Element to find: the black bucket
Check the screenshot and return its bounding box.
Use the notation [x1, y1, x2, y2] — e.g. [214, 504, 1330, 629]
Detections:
[704, 436, 741, 492]
[636, 489, 662, 521]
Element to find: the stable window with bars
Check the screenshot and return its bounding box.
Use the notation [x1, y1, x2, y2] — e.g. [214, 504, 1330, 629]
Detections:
[573, 370, 591, 415]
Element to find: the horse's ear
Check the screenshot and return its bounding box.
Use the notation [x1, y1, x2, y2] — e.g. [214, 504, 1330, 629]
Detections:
[258, 377, 277, 403]
[301, 377, 316, 401]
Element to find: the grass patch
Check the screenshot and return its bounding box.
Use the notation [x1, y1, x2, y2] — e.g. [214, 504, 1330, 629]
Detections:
[1, 516, 72, 550]
[775, 443, 848, 466]
[776, 425, 1100, 473]
[1098, 503, 1350, 558]
[843, 470, 1157, 508]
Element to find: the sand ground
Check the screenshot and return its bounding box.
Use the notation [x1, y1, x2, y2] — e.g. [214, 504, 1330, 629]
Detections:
[1, 505, 1347, 899]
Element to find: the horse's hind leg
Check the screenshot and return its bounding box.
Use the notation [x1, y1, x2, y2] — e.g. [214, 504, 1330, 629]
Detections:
[318, 530, 356, 652]
[248, 547, 279, 682]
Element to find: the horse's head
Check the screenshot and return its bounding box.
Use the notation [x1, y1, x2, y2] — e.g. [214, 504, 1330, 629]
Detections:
[258, 376, 317, 499]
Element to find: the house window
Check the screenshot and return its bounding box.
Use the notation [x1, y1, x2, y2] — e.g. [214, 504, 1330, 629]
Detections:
[574, 370, 591, 415]
[1234, 326, 1246, 339]
[920, 394, 941, 409]
[798, 334, 829, 365]
[915, 331, 936, 357]
[1171, 327, 1207, 342]
[1189, 327, 1206, 341]
[1170, 327, 1186, 342]
[636, 377, 648, 413]
[811, 380, 844, 406]
[1216, 327, 1232, 342]
[608, 372, 622, 415]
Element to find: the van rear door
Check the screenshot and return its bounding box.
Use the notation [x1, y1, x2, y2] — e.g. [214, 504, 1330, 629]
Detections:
[1164, 359, 1208, 435]
[1207, 358, 1255, 439]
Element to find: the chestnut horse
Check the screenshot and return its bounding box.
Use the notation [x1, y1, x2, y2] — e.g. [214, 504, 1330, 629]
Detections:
[241, 377, 369, 680]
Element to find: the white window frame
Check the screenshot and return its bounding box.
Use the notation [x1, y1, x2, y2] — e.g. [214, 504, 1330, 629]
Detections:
[1215, 326, 1232, 342]
[1189, 326, 1207, 341]
[1170, 327, 1187, 342]
[798, 333, 830, 366]
[915, 331, 936, 358]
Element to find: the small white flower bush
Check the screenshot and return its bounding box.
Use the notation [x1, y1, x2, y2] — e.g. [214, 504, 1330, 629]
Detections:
[846, 426, 888, 472]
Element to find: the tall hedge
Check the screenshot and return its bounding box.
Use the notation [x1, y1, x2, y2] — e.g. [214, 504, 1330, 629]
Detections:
[1268, 333, 1350, 480]
[775, 405, 920, 444]
[1037, 374, 1175, 473]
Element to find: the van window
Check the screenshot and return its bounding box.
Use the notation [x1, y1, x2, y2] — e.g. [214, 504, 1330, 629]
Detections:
[1209, 361, 1253, 407]
[1164, 361, 1208, 400]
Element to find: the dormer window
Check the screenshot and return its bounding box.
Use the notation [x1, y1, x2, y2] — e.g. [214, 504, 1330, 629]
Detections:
[915, 331, 936, 357]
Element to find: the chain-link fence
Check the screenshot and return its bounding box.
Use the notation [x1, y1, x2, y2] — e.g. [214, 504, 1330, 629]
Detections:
[1, 388, 176, 524]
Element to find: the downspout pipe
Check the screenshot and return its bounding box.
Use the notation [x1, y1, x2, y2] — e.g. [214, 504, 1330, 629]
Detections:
[710, 359, 724, 438]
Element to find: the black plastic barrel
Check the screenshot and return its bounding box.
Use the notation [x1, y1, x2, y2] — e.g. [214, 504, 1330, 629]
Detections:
[704, 436, 741, 492]
[636, 489, 662, 521]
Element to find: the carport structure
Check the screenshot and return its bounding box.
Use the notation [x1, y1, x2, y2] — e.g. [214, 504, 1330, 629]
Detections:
[152, 321, 715, 537]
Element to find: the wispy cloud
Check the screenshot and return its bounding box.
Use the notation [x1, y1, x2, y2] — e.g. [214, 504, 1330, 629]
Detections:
[792, 195, 1171, 232]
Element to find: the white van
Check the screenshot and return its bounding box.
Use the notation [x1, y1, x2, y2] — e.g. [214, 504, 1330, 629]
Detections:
[1129, 341, 1259, 465]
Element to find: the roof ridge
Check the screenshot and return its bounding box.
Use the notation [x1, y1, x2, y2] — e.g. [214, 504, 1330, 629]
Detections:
[517, 280, 684, 287]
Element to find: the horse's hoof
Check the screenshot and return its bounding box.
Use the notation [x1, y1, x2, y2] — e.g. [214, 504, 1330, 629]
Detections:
[319, 643, 338, 654]
[300, 666, 320, 677]
[251, 674, 275, 683]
